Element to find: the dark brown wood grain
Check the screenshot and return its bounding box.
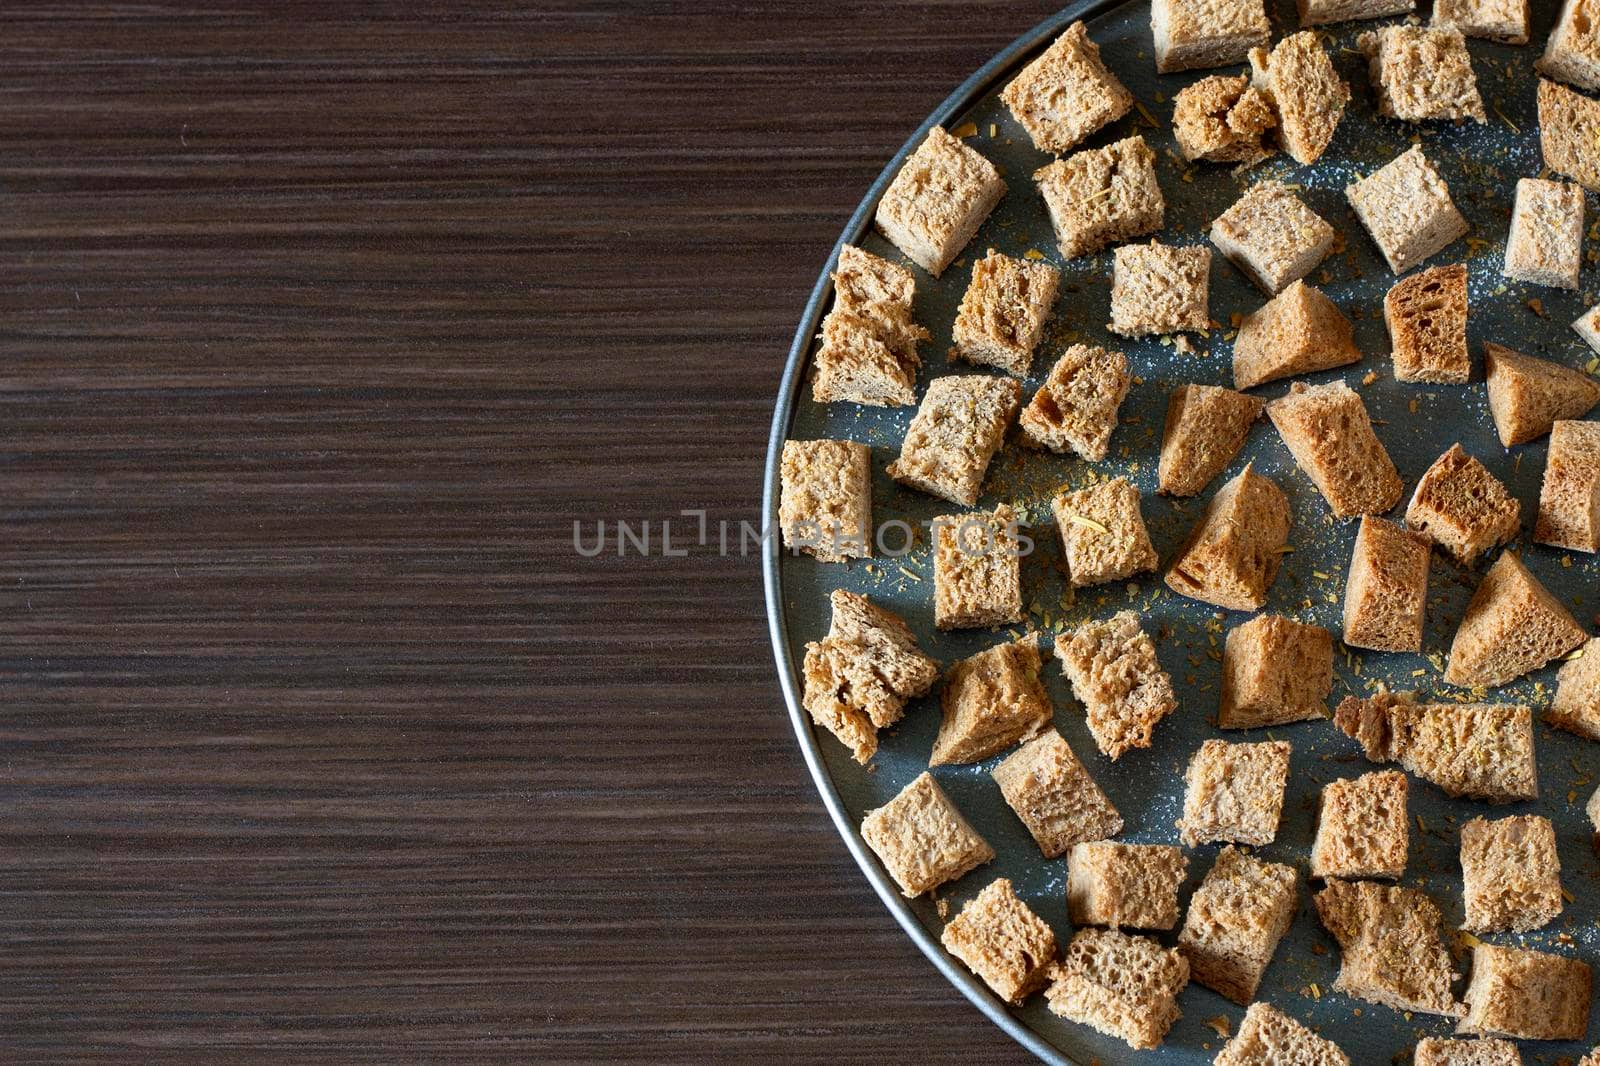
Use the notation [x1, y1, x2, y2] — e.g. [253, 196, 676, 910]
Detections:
[0, 3, 1062, 1061]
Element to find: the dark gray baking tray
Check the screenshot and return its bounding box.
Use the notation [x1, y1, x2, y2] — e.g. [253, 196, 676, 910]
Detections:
[763, 1, 1600, 1061]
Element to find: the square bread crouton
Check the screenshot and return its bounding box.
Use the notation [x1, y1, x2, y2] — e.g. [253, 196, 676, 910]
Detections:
[1459, 943, 1592, 1040]
[779, 439, 872, 561]
[1152, 0, 1270, 73]
[1177, 738, 1290, 846]
[1053, 477, 1158, 588]
[1445, 550, 1587, 688]
[1539, 78, 1600, 192]
[1232, 280, 1361, 390]
[1165, 464, 1290, 611]
[1055, 611, 1177, 760]
[1384, 264, 1469, 383]
[1536, 419, 1600, 551]
[1001, 21, 1133, 155]
[1334, 691, 1538, 801]
[932, 638, 1052, 766]
[1311, 770, 1408, 880]
[1067, 842, 1188, 930]
[1297, 0, 1413, 26]
[1315, 879, 1462, 1017]
[1035, 136, 1164, 260]
[1504, 178, 1584, 290]
[888, 374, 1022, 507]
[1178, 846, 1297, 1005]
[1172, 74, 1276, 165]
[1219, 614, 1333, 728]
[861, 771, 994, 897]
[992, 730, 1123, 857]
[940, 877, 1057, 1004]
[1483, 342, 1600, 445]
[1433, 0, 1530, 43]
[1044, 927, 1189, 1050]
[1158, 384, 1263, 497]
[1358, 26, 1486, 124]
[1215, 1002, 1351, 1065]
[1249, 32, 1349, 166]
[1414, 1038, 1523, 1066]
[1109, 241, 1211, 338]
[1459, 814, 1562, 933]
[951, 249, 1061, 377]
[1019, 343, 1130, 459]
[1552, 635, 1600, 740]
[1268, 380, 1404, 518]
[1405, 444, 1520, 565]
[812, 245, 930, 407]
[933, 504, 1023, 630]
[1346, 146, 1469, 274]
[1577, 302, 1600, 355]
[874, 126, 1006, 277]
[802, 590, 940, 763]
[1343, 515, 1430, 653]
[1540, 0, 1600, 92]
[1210, 182, 1337, 295]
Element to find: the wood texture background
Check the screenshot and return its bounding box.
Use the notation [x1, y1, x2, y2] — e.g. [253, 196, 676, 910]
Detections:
[0, 2, 1062, 1062]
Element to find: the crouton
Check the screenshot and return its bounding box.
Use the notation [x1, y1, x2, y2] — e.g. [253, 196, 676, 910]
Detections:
[931, 638, 1052, 766]
[1178, 846, 1298, 1005]
[1210, 182, 1337, 295]
[1346, 145, 1469, 274]
[1045, 928, 1189, 1050]
[950, 249, 1061, 377]
[1552, 635, 1600, 740]
[1459, 814, 1562, 934]
[1233, 280, 1361, 390]
[1343, 515, 1430, 653]
[1444, 550, 1587, 688]
[1053, 477, 1158, 588]
[1358, 25, 1486, 123]
[888, 374, 1022, 507]
[1459, 943, 1591, 1040]
[861, 771, 994, 897]
[1035, 136, 1165, 260]
[1158, 384, 1263, 497]
[1177, 738, 1290, 846]
[992, 730, 1123, 857]
[1414, 1039, 1523, 1066]
[874, 126, 1006, 276]
[1333, 691, 1538, 802]
[1433, 0, 1529, 43]
[1219, 614, 1333, 728]
[1001, 21, 1134, 155]
[779, 439, 873, 561]
[1483, 341, 1600, 445]
[1384, 263, 1469, 383]
[1538, 78, 1600, 192]
[1109, 241, 1211, 338]
[1314, 879, 1463, 1017]
[812, 245, 930, 406]
[1311, 770, 1409, 880]
[1268, 380, 1404, 518]
[1172, 74, 1276, 165]
[1152, 0, 1271, 73]
[1539, 0, 1600, 91]
[1576, 302, 1600, 355]
[1215, 1002, 1351, 1065]
[1019, 343, 1130, 459]
[1067, 842, 1188, 930]
[1405, 443, 1520, 565]
[1055, 610, 1177, 760]
[933, 504, 1023, 630]
[940, 877, 1058, 1004]
[1165, 464, 1291, 611]
[1503, 178, 1585, 290]
[1536, 419, 1600, 551]
[1248, 32, 1349, 165]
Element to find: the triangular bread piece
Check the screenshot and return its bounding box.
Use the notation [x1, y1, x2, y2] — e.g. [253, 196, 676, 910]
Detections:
[1158, 384, 1263, 497]
[1445, 551, 1587, 687]
[1484, 342, 1600, 446]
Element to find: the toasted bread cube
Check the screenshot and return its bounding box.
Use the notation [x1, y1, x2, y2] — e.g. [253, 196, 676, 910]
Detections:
[1210, 182, 1337, 295]
[992, 730, 1123, 857]
[1343, 516, 1430, 653]
[1219, 614, 1333, 728]
[1152, 0, 1270, 73]
[1035, 136, 1164, 260]
[1109, 241, 1211, 337]
[1215, 1002, 1351, 1065]
[1576, 302, 1600, 355]
[802, 590, 940, 763]
[1359, 26, 1486, 123]
[1001, 22, 1134, 155]
[1445, 550, 1587, 687]
[1178, 738, 1290, 846]
[1044, 928, 1188, 1050]
[1053, 477, 1158, 588]
[1298, 0, 1413, 24]
[1334, 691, 1538, 802]
[874, 127, 1005, 277]
[1459, 814, 1562, 933]
[1315, 879, 1462, 1017]
[1539, 78, 1600, 192]
[940, 878, 1058, 1004]
[1406, 443, 1520, 565]
[1484, 342, 1600, 445]
[1158, 384, 1263, 497]
[888, 374, 1021, 507]
[1173, 74, 1277, 165]
[812, 246, 931, 406]
[779, 439, 872, 561]
[1433, 0, 1529, 43]
[1067, 842, 1188, 930]
[1019, 343, 1130, 459]
[1459, 943, 1591, 1040]
[1384, 264, 1469, 383]
[1414, 1038, 1523, 1066]
[1346, 146, 1469, 274]
[1583, 1050, 1600, 1066]
[1311, 771, 1409, 880]
[1233, 280, 1361, 390]
[1552, 635, 1600, 740]
[1055, 611, 1177, 760]
[932, 638, 1051, 766]
[1536, 419, 1600, 551]
[1540, 0, 1600, 92]
[1268, 380, 1404, 518]
[861, 772, 994, 897]
[1248, 32, 1349, 165]
[951, 249, 1061, 377]
[1504, 178, 1584, 290]
[933, 504, 1023, 630]
[1178, 847, 1297, 1005]
[1166, 464, 1290, 611]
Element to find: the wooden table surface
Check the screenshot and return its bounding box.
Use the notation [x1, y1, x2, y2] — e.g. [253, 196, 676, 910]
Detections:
[1, 2, 1067, 1062]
